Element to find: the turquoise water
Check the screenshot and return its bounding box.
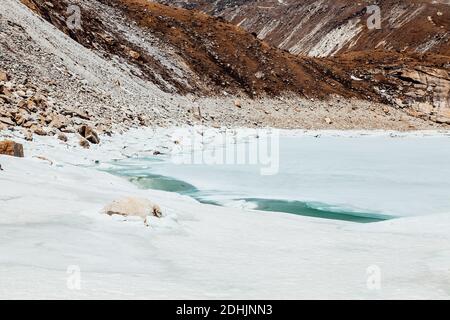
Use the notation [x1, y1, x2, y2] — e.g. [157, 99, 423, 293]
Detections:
[98, 135, 450, 223]
[239, 198, 391, 223]
[103, 162, 391, 223]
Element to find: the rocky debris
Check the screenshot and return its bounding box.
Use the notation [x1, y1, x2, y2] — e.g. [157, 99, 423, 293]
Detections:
[0, 75, 56, 133]
[103, 197, 163, 226]
[62, 107, 90, 121]
[0, 73, 112, 140]
[0, 140, 24, 157]
[78, 125, 100, 144]
[31, 125, 47, 136]
[0, 0, 446, 134]
[15, 0, 448, 129]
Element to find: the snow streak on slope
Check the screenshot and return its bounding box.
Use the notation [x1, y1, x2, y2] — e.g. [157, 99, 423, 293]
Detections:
[157, 0, 450, 57]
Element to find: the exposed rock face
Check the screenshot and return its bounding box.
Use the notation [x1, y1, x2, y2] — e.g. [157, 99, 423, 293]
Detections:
[394, 66, 450, 123]
[321, 51, 450, 123]
[103, 197, 163, 225]
[0, 140, 24, 157]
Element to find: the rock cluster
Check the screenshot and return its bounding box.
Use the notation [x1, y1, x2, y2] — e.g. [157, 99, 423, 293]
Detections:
[0, 70, 102, 146]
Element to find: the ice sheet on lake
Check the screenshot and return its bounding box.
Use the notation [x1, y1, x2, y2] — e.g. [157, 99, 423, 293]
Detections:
[130, 135, 450, 217]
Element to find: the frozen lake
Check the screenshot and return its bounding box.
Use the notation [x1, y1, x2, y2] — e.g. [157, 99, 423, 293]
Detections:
[107, 134, 450, 222]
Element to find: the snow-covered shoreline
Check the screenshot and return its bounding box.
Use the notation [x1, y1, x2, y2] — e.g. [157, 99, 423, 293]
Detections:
[1, 127, 450, 299]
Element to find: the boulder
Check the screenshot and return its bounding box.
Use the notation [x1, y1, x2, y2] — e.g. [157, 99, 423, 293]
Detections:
[0, 140, 24, 157]
[24, 130, 33, 141]
[79, 137, 90, 149]
[30, 125, 47, 136]
[49, 114, 69, 129]
[78, 125, 100, 144]
[103, 197, 162, 225]
[0, 70, 8, 82]
[0, 116, 14, 126]
[128, 50, 141, 60]
[397, 69, 426, 85]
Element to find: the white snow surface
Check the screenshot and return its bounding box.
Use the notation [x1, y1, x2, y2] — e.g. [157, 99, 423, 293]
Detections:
[1, 127, 450, 299]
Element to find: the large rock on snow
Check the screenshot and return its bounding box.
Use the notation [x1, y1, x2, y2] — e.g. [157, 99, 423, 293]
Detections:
[0, 140, 24, 157]
[103, 197, 162, 223]
[79, 137, 90, 149]
[78, 125, 100, 144]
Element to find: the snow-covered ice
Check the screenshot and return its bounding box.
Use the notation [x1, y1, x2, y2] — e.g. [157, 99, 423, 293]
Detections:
[130, 133, 450, 217]
[1, 127, 450, 299]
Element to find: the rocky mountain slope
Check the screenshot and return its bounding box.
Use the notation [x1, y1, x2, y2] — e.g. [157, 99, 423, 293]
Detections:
[156, 0, 450, 57]
[0, 0, 449, 139]
[18, 0, 375, 99]
[153, 0, 450, 123]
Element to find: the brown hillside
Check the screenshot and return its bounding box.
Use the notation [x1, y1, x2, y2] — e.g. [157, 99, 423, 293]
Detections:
[18, 0, 450, 124]
[20, 0, 380, 100]
[157, 0, 450, 57]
